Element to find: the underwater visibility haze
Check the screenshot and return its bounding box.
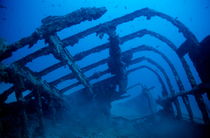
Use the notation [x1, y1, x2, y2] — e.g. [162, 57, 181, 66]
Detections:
[0, 0, 210, 137]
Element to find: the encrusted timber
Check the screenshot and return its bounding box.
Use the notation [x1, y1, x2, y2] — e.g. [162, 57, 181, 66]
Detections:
[62, 56, 182, 118]
[0, 64, 56, 136]
[1, 7, 199, 91]
[19, 7, 197, 75]
[0, 7, 203, 121]
[0, 63, 62, 101]
[131, 45, 193, 120]
[34, 29, 188, 90]
[0, 7, 107, 61]
[66, 56, 179, 115]
[158, 81, 210, 124]
[60, 56, 171, 93]
[66, 65, 157, 101]
[129, 65, 173, 113]
[145, 47, 194, 120]
[140, 57, 182, 119]
[14, 28, 194, 91]
[29, 29, 162, 77]
[0, 7, 107, 101]
[47, 34, 94, 96]
[60, 8, 201, 117]
[160, 82, 210, 101]
[35, 30, 179, 85]
[62, 8, 199, 48]
[0, 30, 192, 119]
[50, 45, 173, 87]
[13, 29, 197, 117]
[107, 27, 127, 94]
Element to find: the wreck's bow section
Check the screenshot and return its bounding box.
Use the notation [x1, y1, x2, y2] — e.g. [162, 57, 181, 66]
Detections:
[0, 7, 210, 137]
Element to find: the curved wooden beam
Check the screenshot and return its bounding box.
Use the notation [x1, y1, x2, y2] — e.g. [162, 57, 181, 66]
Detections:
[62, 8, 198, 48]
[0, 7, 107, 61]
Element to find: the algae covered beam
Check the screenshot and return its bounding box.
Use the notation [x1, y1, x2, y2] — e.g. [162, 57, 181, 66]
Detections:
[48, 34, 94, 96]
[157, 81, 210, 123]
[37, 7, 107, 38]
[107, 28, 128, 94]
[62, 8, 198, 47]
[17, 29, 177, 77]
[0, 7, 107, 61]
[157, 82, 210, 101]
[0, 63, 62, 100]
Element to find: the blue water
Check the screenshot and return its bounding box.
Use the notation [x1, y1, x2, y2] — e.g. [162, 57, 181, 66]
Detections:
[0, 0, 210, 136]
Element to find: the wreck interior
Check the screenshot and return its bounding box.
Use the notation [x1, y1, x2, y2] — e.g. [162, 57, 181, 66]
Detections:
[0, 7, 210, 137]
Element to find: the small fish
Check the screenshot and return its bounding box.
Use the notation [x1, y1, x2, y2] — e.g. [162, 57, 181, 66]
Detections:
[0, 4, 7, 9]
[124, 6, 127, 10]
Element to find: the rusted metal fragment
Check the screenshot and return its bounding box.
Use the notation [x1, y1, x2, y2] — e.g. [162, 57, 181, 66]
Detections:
[0, 7, 107, 61]
[48, 34, 94, 96]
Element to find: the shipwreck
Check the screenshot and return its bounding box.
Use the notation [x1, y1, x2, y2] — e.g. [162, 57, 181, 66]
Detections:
[0, 7, 210, 137]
